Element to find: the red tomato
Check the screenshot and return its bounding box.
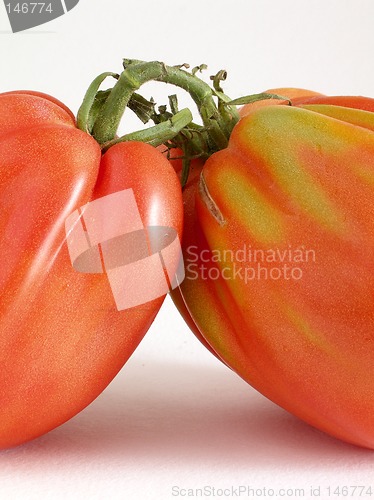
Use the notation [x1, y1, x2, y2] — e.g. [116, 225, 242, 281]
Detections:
[0, 91, 183, 448]
[171, 89, 374, 449]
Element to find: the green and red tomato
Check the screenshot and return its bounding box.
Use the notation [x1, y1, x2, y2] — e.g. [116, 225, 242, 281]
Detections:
[171, 88, 374, 449]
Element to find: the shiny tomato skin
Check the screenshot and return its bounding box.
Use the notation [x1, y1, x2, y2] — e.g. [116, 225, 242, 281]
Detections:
[172, 90, 374, 449]
[1, 90, 76, 121]
[0, 93, 183, 448]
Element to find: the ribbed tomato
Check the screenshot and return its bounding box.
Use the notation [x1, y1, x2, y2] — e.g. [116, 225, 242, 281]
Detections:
[0, 91, 183, 448]
[172, 89, 374, 448]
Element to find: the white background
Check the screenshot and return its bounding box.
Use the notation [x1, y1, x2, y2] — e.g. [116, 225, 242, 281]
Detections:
[1, 1, 374, 499]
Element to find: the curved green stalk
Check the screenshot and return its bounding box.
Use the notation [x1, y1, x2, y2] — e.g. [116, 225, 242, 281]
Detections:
[101, 108, 193, 152]
[92, 59, 233, 150]
[77, 72, 119, 133]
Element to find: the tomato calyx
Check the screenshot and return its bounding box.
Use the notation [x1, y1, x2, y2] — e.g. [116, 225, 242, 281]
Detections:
[76, 69, 193, 153]
[77, 59, 290, 184]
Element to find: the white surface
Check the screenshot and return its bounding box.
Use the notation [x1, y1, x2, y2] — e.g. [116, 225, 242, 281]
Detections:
[2, 1, 374, 498]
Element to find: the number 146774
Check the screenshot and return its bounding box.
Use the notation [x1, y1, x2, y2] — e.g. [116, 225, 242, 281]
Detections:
[5, 3, 53, 14]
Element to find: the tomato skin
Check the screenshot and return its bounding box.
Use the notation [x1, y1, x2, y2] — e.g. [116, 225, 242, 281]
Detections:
[0, 94, 183, 448]
[97, 142, 183, 234]
[172, 90, 374, 448]
[166, 150, 223, 359]
[1, 90, 76, 121]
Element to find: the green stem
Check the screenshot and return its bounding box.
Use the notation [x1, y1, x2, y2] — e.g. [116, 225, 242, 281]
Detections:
[77, 72, 119, 133]
[101, 108, 193, 152]
[92, 59, 232, 150]
[211, 69, 240, 136]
